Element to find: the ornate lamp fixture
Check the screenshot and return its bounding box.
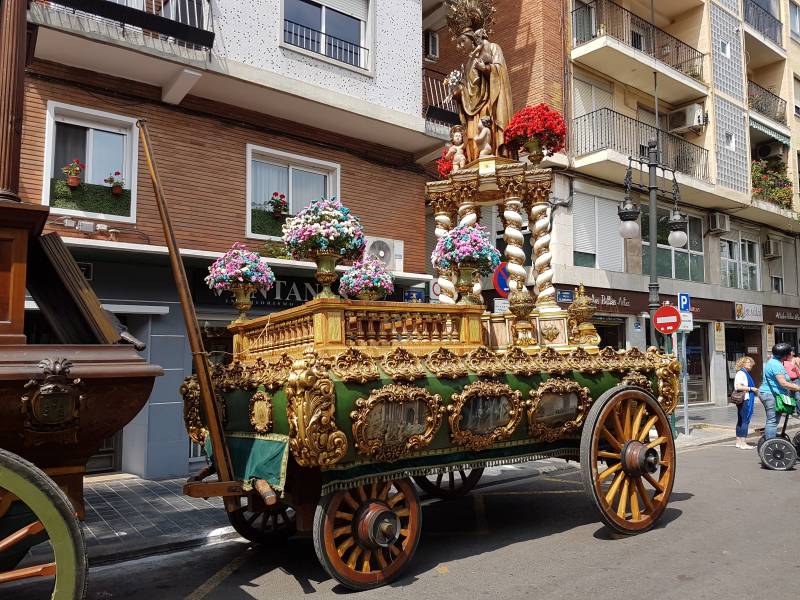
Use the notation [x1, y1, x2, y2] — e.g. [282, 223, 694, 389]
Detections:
[618, 165, 641, 240]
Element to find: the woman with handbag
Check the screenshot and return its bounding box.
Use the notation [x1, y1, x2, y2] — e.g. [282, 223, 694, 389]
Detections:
[732, 356, 758, 449]
[780, 348, 800, 418]
[759, 343, 800, 440]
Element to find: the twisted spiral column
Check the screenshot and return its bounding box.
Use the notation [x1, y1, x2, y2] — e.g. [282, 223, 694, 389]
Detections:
[501, 198, 526, 291]
[430, 193, 457, 304]
[528, 172, 555, 306]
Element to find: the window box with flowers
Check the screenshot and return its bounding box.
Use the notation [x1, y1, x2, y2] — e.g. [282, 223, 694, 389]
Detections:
[751, 159, 793, 209]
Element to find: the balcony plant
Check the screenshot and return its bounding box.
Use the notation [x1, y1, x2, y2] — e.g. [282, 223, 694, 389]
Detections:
[103, 171, 125, 196]
[504, 103, 567, 164]
[339, 254, 395, 301]
[205, 242, 275, 322]
[62, 158, 86, 188]
[268, 191, 288, 218]
[751, 159, 793, 209]
[431, 224, 500, 305]
[282, 197, 367, 298]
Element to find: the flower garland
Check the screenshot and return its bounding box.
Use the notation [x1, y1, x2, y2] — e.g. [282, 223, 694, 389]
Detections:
[431, 224, 501, 276]
[436, 146, 453, 179]
[339, 254, 395, 298]
[282, 197, 366, 261]
[205, 242, 275, 292]
[504, 103, 566, 156]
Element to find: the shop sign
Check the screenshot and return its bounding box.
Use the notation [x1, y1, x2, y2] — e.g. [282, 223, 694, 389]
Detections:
[713, 322, 725, 353]
[764, 306, 800, 325]
[195, 271, 324, 309]
[734, 302, 763, 322]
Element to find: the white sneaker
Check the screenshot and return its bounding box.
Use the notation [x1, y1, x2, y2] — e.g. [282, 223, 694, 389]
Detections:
[738, 443, 754, 450]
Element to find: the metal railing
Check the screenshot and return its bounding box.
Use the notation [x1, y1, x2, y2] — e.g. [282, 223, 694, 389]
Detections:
[422, 67, 461, 126]
[283, 19, 369, 69]
[572, 0, 704, 81]
[748, 80, 787, 124]
[744, 0, 783, 47]
[33, 0, 215, 49]
[572, 108, 711, 182]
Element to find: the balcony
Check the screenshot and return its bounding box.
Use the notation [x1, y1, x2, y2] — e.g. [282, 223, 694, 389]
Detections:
[422, 68, 460, 136]
[747, 80, 787, 125]
[743, 0, 786, 68]
[744, 0, 782, 47]
[571, 0, 707, 104]
[572, 108, 711, 183]
[283, 19, 369, 71]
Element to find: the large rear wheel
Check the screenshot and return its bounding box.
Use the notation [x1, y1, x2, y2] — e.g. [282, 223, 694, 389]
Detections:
[580, 386, 676, 534]
[313, 478, 421, 591]
[0, 448, 87, 599]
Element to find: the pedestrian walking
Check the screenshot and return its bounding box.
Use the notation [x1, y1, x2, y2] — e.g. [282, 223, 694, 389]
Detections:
[781, 348, 800, 418]
[732, 356, 758, 449]
[759, 343, 800, 440]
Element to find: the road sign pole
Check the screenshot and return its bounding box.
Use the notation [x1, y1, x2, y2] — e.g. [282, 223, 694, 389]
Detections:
[678, 332, 690, 436]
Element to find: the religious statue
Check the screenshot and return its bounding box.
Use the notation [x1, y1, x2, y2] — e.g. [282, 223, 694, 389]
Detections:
[445, 125, 468, 172]
[475, 116, 493, 157]
[445, 0, 514, 162]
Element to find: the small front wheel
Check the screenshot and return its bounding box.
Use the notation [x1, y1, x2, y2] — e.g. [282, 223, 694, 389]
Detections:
[313, 479, 421, 590]
[227, 502, 296, 544]
[580, 386, 676, 535]
[413, 468, 484, 500]
[759, 438, 797, 471]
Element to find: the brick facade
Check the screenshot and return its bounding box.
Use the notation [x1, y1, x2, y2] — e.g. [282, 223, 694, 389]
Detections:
[20, 61, 430, 274]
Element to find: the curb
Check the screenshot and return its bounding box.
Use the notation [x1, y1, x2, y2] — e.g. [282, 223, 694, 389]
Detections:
[675, 423, 800, 450]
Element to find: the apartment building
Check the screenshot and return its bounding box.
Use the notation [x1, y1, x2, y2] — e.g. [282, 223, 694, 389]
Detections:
[553, 0, 800, 406]
[18, 0, 451, 477]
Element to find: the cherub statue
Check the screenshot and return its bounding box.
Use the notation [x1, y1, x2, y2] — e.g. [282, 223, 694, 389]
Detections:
[446, 125, 467, 172]
[475, 115, 493, 157]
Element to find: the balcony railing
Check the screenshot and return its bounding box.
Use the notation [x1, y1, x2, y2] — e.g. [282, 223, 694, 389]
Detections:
[572, 0, 704, 81]
[33, 0, 215, 49]
[748, 80, 787, 124]
[283, 19, 368, 70]
[744, 0, 783, 47]
[422, 68, 461, 127]
[572, 108, 711, 182]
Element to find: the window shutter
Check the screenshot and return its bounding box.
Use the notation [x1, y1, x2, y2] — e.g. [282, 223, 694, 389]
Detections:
[573, 79, 593, 117]
[594, 86, 613, 111]
[596, 197, 624, 272]
[324, 0, 369, 21]
[573, 192, 597, 255]
[783, 240, 797, 294]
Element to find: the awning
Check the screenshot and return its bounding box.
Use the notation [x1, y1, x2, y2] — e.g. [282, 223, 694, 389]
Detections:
[750, 118, 790, 145]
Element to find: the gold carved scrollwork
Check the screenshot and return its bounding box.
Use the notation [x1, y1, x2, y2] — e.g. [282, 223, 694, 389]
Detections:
[566, 347, 600, 373]
[527, 378, 592, 442]
[180, 375, 207, 445]
[249, 390, 273, 433]
[381, 347, 426, 381]
[424, 347, 468, 379]
[540, 323, 560, 343]
[502, 346, 539, 376]
[351, 384, 443, 462]
[595, 346, 625, 371]
[621, 371, 654, 393]
[265, 354, 294, 390]
[331, 348, 379, 383]
[211, 360, 252, 391]
[656, 358, 681, 414]
[20, 358, 85, 445]
[464, 346, 505, 377]
[285, 351, 348, 467]
[448, 381, 523, 451]
[537, 347, 571, 374]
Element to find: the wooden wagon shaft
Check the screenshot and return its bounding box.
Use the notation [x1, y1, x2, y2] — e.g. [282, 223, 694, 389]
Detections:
[137, 121, 238, 511]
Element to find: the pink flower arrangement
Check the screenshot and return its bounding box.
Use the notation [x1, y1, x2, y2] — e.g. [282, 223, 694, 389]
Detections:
[282, 197, 366, 261]
[339, 255, 395, 298]
[431, 224, 501, 275]
[504, 103, 567, 156]
[204, 242, 275, 292]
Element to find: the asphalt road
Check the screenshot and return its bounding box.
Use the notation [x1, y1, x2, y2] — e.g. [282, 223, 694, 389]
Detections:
[9, 441, 800, 600]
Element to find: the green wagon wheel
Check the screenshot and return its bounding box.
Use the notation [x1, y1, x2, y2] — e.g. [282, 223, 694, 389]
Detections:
[580, 386, 676, 535]
[0, 448, 87, 599]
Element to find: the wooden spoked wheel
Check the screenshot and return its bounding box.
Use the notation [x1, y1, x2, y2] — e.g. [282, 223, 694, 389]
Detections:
[227, 502, 296, 544]
[580, 386, 676, 535]
[0, 448, 87, 599]
[313, 478, 421, 590]
[413, 468, 484, 500]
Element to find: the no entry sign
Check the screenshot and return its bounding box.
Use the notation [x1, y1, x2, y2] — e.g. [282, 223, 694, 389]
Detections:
[493, 262, 510, 298]
[653, 305, 681, 334]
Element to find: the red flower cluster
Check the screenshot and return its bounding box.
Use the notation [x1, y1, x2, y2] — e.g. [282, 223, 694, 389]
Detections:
[435, 147, 453, 179]
[504, 104, 566, 155]
[62, 158, 86, 177]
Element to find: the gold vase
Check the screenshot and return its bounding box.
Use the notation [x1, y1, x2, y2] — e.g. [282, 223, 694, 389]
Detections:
[524, 138, 544, 165]
[455, 263, 480, 305]
[314, 251, 340, 299]
[231, 283, 256, 323]
[356, 289, 384, 301]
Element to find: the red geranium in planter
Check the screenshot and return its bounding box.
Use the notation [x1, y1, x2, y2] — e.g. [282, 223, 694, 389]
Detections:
[62, 158, 86, 188]
[104, 171, 125, 196]
[504, 103, 567, 162]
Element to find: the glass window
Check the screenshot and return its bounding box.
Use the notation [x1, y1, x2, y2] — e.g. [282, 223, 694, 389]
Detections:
[721, 236, 759, 290]
[283, 0, 364, 67]
[791, 2, 800, 38]
[249, 150, 334, 238]
[772, 276, 784, 293]
[574, 251, 596, 268]
[642, 211, 704, 281]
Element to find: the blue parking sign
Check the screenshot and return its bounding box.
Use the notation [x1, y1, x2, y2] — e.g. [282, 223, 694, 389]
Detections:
[678, 293, 691, 312]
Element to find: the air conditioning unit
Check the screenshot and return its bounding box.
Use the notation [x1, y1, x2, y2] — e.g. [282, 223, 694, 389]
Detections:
[709, 212, 731, 234]
[668, 103, 705, 133]
[763, 239, 782, 260]
[424, 30, 439, 61]
[756, 143, 783, 160]
[365, 237, 404, 272]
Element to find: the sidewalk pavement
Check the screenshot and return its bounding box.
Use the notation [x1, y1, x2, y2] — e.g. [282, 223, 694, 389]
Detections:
[76, 402, 798, 566]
